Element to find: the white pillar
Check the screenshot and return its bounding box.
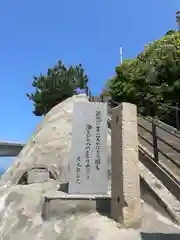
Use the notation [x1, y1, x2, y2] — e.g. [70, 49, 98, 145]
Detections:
[111, 102, 141, 228]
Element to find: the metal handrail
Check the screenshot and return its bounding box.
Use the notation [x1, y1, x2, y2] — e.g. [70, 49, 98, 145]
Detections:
[91, 96, 180, 170]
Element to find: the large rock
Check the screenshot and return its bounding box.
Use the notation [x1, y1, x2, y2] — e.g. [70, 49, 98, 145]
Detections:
[0, 181, 143, 239]
[0, 94, 111, 186]
[0, 94, 128, 240]
[0, 94, 179, 239]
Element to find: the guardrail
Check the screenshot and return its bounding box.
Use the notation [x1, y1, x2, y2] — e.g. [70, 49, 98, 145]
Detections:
[110, 99, 180, 168]
[158, 105, 180, 131]
[90, 96, 180, 176]
[137, 115, 180, 168]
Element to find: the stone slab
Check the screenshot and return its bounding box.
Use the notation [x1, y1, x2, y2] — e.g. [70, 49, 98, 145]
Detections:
[42, 191, 111, 221]
[28, 168, 49, 184]
[68, 102, 108, 194]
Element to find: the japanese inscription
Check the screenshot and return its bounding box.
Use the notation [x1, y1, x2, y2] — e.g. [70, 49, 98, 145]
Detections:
[76, 156, 82, 184]
[95, 110, 102, 170]
[85, 124, 92, 180]
[68, 101, 108, 194]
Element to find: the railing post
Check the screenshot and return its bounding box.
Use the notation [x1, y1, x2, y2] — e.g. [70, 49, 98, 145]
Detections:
[100, 95, 104, 102]
[175, 104, 180, 131]
[152, 118, 159, 163]
[85, 86, 89, 95]
[88, 90, 92, 101]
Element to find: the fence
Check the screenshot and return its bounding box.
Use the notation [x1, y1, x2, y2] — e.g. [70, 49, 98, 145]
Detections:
[158, 105, 180, 131]
[137, 101, 180, 132]
[90, 96, 180, 177]
[137, 114, 180, 168]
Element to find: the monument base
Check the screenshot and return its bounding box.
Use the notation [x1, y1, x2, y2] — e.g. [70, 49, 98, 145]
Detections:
[42, 190, 111, 221]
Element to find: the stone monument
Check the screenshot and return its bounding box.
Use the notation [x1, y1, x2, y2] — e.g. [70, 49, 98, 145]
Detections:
[68, 101, 108, 194]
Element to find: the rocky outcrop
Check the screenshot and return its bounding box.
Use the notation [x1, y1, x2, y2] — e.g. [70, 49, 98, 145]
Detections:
[0, 94, 122, 240]
[0, 94, 179, 239]
[0, 181, 141, 239]
[0, 94, 111, 187]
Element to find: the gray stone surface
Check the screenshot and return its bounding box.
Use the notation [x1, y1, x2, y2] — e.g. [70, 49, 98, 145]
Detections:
[0, 181, 142, 240]
[0, 94, 89, 186]
[28, 168, 50, 184]
[0, 182, 180, 239]
[43, 191, 111, 221]
[69, 101, 108, 194]
[111, 103, 141, 227]
[0, 95, 180, 239]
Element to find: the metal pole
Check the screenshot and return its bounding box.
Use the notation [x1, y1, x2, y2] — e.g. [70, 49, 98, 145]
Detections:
[120, 47, 123, 65]
[152, 118, 159, 163]
[176, 10, 180, 31]
[175, 103, 180, 131]
[85, 86, 89, 96]
[100, 94, 104, 102]
[88, 89, 92, 101]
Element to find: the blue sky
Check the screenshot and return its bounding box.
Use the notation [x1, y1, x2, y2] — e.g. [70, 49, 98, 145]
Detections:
[0, 0, 179, 171]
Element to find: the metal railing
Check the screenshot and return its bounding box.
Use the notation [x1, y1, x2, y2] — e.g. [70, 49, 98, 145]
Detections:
[138, 102, 180, 132]
[90, 96, 180, 172]
[137, 114, 180, 168]
[158, 105, 180, 131]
